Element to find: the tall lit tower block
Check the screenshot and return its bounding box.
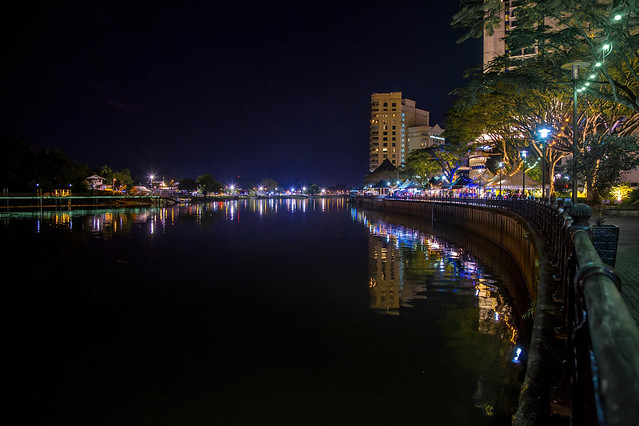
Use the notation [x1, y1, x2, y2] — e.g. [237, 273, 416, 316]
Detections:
[483, 0, 538, 67]
[369, 92, 429, 172]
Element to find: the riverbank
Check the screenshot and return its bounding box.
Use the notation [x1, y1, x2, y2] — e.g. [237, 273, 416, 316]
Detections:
[0, 194, 349, 210]
[354, 196, 565, 425]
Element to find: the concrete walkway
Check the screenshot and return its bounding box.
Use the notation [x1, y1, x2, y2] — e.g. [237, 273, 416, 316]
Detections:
[596, 215, 639, 326]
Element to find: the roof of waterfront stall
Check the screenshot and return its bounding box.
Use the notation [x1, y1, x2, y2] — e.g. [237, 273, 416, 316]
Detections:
[373, 159, 397, 172]
[472, 170, 495, 186]
[372, 180, 391, 188]
[449, 174, 474, 189]
[398, 179, 423, 189]
[486, 170, 541, 189]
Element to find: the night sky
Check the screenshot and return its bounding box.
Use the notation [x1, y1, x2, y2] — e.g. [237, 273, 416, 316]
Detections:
[1, 1, 481, 187]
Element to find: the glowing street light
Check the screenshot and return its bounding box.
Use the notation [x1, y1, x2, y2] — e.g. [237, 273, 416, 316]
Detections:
[521, 150, 528, 197]
[536, 125, 552, 201]
[538, 128, 551, 139]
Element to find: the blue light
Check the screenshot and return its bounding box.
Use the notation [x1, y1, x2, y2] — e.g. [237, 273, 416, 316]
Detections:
[538, 128, 551, 139]
[512, 347, 523, 364]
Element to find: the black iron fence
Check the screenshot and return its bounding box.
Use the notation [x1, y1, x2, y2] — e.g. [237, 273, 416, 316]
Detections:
[361, 195, 639, 425]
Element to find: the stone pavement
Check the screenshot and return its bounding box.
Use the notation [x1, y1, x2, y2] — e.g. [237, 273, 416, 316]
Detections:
[596, 214, 639, 326]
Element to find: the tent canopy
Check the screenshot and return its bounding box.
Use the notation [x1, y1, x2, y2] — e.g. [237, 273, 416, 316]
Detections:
[373, 180, 390, 188]
[398, 179, 423, 190]
[449, 174, 473, 189]
[486, 170, 541, 189]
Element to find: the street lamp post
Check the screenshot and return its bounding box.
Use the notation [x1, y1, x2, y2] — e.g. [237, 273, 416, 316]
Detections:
[498, 161, 503, 197]
[537, 127, 551, 202]
[562, 60, 589, 204]
[521, 150, 527, 198]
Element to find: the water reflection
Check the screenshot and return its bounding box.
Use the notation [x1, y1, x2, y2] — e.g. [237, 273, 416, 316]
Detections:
[0, 197, 347, 236]
[3, 197, 524, 424]
[354, 208, 524, 419]
[354, 207, 519, 347]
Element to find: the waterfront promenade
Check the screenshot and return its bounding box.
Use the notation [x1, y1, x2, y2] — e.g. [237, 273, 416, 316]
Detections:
[602, 214, 639, 326]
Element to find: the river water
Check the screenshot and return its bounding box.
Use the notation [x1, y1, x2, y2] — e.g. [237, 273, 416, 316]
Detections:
[2, 197, 526, 425]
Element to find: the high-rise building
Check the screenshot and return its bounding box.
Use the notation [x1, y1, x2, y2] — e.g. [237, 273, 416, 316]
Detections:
[483, 0, 538, 67]
[406, 123, 446, 152]
[369, 92, 430, 172]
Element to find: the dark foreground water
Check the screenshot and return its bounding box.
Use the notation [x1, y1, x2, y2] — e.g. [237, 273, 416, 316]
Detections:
[2, 198, 527, 425]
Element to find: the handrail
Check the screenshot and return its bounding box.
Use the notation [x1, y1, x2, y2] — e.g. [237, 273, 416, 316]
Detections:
[571, 230, 639, 426]
[355, 195, 639, 425]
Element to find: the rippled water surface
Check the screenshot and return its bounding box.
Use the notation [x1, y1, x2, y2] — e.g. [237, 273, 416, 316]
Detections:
[3, 198, 525, 425]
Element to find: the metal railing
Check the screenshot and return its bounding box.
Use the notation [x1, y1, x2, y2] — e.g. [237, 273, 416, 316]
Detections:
[360, 195, 639, 425]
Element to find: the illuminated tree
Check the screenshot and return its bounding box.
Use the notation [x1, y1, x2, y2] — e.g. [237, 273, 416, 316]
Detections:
[451, 0, 639, 198]
[454, 0, 639, 113]
[419, 143, 475, 184]
[404, 149, 441, 188]
[571, 133, 639, 201]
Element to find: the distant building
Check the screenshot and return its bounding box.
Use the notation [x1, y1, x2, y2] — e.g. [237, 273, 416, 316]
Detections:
[406, 124, 446, 152]
[483, 0, 538, 67]
[85, 175, 106, 190]
[369, 92, 444, 172]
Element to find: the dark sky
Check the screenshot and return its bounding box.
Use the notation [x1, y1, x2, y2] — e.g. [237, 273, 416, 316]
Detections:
[1, 0, 481, 187]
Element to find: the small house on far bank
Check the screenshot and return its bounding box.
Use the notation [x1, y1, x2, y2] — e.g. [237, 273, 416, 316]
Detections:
[85, 175, 106, 190]
[132, 186, 151, 195]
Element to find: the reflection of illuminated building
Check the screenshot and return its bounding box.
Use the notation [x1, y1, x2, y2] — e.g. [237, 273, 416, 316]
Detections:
[358, 211, 433, 315]
[368, 236, 401, 315]
[355, 208, 520, 348]
[355, 207, 522, 412]
[476, 279, 518, 345]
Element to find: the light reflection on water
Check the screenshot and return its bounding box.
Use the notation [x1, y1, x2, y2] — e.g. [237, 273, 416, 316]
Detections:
[3, 197, 523, 424]
[0, 197, 346, 234]
[355, 208, 519, 342]
[354, 208, 524, 420]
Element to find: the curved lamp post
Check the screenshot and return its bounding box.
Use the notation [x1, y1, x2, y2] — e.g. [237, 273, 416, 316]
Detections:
[561, 60, 589, 204]
[521, 150, 527, 198]
[498, 161, 504, 197]
[537, 127, 551, 201]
